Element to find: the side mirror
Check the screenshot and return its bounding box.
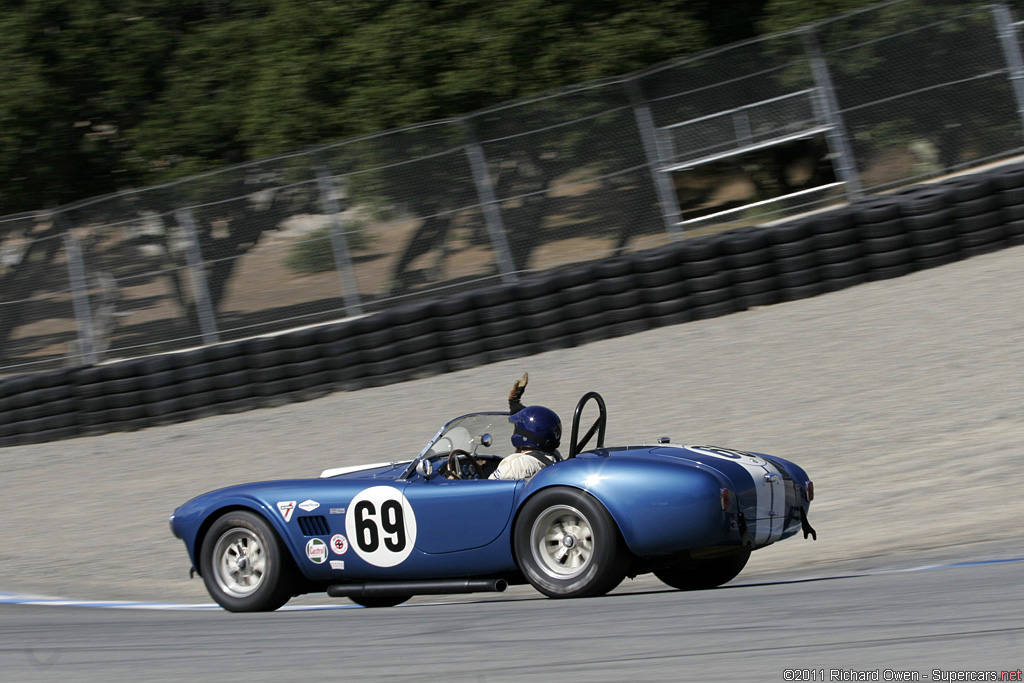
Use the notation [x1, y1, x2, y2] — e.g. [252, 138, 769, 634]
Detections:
[416, 459, 434, 477]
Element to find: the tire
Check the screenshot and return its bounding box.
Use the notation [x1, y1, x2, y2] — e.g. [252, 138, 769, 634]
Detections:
[949, 194, 997, 219]
[519, 293, 562, 315]
[777, 268, 820, 288]
[691, 299, 737, 320]
[514, 488, 628, 599]
[895, 186, 949, 215]
[769, 238, 814, 259]
[815, 242, 862, 265]
[349, 595, 411, 608]
[854, 196, 901, 223]
[907, 223, 955, 246]
[903, 209, 953, 232]
[865, 248, 911, 270]
[822, 272, 868, 292]
[653, 550, 751, 591]
[860, 234, 908, 254]
[911, 239, 958, 260]
[732, 276, 778, 298]
[857, 217, 904, 239]
[680, 257, 722, 279]
[779, 282, 824, 301]
[991, 163, 1024, 190]
[940, 174, 992, 202]
[478, 301, 518, 323]
[199, 510, 296, 612]
[867, 262, 915, 281]
[597, 274, 636, 296]
[724, 248, 769, 268]
[769, 219, 813, 244]
[1000, 203, 1024, 222]
[954, 211, 1001, 235]
[736, 289, 780, 309]
[638, 266, 682, 288]
[773, 252, 817, 274]
[812, 227, 859, 250]
[819, 259, 864, 279]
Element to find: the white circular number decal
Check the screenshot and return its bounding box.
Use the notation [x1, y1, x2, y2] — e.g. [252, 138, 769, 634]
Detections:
[345, 486, 418, 568]
[686, 445, 767, 466]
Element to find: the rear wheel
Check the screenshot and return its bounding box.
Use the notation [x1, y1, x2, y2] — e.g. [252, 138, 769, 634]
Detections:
[654, 550, 751, 591]
[514, 487, 627, 598]
[200, 510, 296, 612]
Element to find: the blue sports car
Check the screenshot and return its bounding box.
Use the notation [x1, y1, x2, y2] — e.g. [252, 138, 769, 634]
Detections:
[170, 390, 816, 611]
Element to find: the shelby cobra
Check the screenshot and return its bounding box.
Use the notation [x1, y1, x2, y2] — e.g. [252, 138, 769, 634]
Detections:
[170, 392, 816, 611]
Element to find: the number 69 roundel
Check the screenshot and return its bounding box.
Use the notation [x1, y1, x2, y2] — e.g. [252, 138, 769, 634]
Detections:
[344, 486, 418, 568]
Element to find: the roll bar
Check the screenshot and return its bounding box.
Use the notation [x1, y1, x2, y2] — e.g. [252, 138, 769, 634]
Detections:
[567, 391, 607, 458]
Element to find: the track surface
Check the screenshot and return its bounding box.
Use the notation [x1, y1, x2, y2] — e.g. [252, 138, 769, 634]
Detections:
[1, 559, 1021, 683]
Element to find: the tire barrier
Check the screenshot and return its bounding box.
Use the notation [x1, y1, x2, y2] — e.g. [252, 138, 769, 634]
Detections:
[4, 163, 1024, 447]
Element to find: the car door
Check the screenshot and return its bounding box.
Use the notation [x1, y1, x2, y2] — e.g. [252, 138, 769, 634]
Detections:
[405, 478, 520, 554]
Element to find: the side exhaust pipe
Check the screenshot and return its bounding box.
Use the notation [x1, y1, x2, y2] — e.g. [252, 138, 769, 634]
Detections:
[327, 578, 508, 599]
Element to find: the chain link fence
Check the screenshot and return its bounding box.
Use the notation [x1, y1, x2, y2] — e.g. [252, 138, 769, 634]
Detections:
[3, 0, 1024, 375]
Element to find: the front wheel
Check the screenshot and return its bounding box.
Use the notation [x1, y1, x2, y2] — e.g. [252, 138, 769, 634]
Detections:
[654, 550, 750, 591]
[514, 487, 628, 598]
[200, 510, 296, 612]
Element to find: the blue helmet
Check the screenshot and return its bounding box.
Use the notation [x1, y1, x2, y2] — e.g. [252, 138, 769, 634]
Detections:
[509, 405, 561, 452]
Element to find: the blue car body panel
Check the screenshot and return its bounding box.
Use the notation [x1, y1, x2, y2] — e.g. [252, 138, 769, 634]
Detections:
[171, 410, 813, 586]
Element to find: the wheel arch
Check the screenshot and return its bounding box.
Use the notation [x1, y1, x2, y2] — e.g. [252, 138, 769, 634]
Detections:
[519, 458, 736, 558]
[192, 504, 294, 578]
[508, 484, 632, 569]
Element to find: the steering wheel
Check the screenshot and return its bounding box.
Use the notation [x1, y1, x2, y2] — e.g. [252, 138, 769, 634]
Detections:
[447, 448, 486, 480]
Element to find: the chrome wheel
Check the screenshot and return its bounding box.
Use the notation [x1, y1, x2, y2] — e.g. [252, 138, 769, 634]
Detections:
[212, 527, 267, 598]
[515, 488, 627, 598]
[530, 504, 594, 580]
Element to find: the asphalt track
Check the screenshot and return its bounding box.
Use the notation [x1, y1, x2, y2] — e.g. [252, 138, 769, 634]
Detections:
[0, 556, 1021, 683]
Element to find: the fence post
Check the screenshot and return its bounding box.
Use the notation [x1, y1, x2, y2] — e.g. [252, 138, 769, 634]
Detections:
[993, 3, 1024, 140]
[461, 118, 518, 282]
[626, 77, 683, 236]
[315, 165, 364, 317]
[802, 26, 863, 201]
[61, 220, 97, 365]
[174, 208, 220, 345]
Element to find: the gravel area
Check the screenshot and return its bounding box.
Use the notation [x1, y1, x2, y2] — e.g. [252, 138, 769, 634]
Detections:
[2, 245, 1023, 603]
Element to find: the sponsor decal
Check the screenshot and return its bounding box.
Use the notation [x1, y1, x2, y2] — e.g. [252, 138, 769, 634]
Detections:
[276, 501, 296, 522]
[330, 560, 345, 570]
[330, 534, 349, 555]
[329, 508, 346, 515]
[298, 499, 320, 512]
[306, 538, 328, 564]
[345, 486, 418, 568]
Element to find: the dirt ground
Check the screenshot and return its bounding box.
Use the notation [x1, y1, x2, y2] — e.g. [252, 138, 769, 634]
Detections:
[1, 245, 1023, 603]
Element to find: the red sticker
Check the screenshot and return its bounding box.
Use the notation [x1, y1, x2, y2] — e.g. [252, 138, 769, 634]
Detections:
[330, 533, 349, 555]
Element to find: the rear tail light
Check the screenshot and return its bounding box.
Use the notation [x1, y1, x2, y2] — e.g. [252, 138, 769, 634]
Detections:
[806, 481, 814, 502]
[720, 488, 731, 510]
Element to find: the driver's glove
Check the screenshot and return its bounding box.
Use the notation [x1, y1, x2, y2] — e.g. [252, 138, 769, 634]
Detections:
[508, 372, 528, 414]
[509, 372, 528, 401]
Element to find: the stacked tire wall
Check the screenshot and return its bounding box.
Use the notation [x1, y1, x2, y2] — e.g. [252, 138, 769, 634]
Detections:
[3, 164, 1024, 447]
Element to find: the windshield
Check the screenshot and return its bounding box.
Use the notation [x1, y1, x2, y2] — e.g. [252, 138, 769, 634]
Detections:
[423, 412, 515, 458]
[400, 411, 516, 479]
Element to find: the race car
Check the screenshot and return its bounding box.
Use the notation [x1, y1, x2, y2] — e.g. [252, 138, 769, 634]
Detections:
[169, 390, 816, 611]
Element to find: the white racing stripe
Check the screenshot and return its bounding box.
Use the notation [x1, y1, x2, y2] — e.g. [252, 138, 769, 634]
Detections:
[761, 459, 787, 545]
[684, 446, 786, 546]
